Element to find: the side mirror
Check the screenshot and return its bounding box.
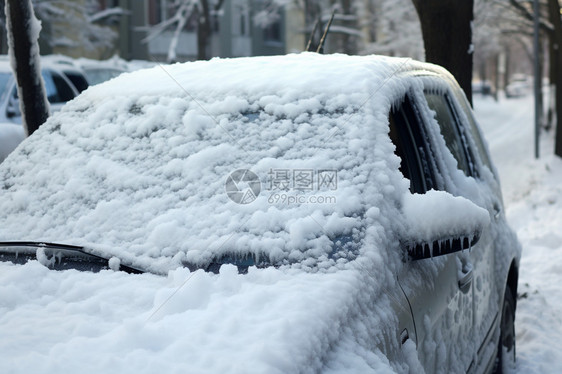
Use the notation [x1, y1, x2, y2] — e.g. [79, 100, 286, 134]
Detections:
[401, 190, 490, 261]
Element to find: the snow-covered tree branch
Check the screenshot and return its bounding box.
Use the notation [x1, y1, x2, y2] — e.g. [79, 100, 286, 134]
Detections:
[0, 0, 123, 56]
[144, 0, 223, 62]
[34, 0, 121, 53]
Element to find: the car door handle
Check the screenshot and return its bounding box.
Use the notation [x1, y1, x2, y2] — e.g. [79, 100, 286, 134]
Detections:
[458, 261, 473, 294]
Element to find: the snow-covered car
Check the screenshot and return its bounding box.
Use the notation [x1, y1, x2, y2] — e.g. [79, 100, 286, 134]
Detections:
[505, 75, 531, 98]
[0, 54, 521, 373]
[472, 80, 492, 96]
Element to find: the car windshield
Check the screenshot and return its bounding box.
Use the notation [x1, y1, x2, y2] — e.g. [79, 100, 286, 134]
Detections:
[0, 97, 370, 272]
[0, 55, 408, 274]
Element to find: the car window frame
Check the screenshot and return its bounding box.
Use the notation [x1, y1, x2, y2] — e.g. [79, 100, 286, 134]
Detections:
[50, 70, 77, 103]
[447, 83, 496, 177]
[62, 70, 89, 93]
[423, 89, 476, 178]
[389, 92, 439, 194]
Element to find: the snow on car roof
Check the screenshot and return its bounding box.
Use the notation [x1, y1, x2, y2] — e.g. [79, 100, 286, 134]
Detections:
[0, 53, 418, 274]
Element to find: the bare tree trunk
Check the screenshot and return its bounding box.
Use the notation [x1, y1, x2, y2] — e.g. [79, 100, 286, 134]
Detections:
[547, 0, 562, 156]
[412, 0, 474, 105]
[537, 34, 544, 131]
[5, 0, 49, 136]
[547, 28, 556, 131]
[479, 59, 487, 96]
[340, 0, 357, 55]
[503, 45, 510, 92]
[197, 0, 211, 60]
[493, 54, 500, 101]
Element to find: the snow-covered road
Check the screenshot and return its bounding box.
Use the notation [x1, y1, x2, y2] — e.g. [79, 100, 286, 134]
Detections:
[475, 94, 562, 374]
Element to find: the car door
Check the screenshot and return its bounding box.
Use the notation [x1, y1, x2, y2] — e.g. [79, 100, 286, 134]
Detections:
[389, 91, 476, 373]
[421, 80, 502, 371]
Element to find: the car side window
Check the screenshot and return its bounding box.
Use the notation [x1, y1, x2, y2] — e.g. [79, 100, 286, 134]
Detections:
[63, 71, 89, 93]
[11, 73, 57, 103]
[450, 87, 494, 173]
[40, 71, 59, 103]
[51, 71, 76, 102]
[10, 71, 75, 105]
[389, 95, 436, 194]
[424, 92, 472, 176]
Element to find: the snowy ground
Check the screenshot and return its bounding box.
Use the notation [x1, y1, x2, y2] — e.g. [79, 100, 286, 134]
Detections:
[474, 93, 562, 374]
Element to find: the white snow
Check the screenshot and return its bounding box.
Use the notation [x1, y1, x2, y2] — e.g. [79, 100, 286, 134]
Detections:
[0, 261, 387, 374]
[402, 190, 490, 244]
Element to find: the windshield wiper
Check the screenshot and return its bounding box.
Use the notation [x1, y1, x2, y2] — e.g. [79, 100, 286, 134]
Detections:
[0, 241, 143, 274]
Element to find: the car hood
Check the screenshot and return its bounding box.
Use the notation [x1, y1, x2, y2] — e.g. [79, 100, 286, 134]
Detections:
[0, 256, 404, 373]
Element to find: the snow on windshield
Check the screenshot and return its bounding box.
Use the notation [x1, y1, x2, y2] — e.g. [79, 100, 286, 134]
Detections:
[0, 53, 411, 274]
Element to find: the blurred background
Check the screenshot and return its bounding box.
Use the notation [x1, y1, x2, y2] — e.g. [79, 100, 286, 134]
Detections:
[0, 0, 536, 92]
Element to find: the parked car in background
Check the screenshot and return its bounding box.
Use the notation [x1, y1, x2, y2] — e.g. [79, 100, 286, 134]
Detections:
[472, 80, 493, 96]
[80, 65, 126, 85]
[505, 74, 532, 98]
[0, 55, 132, 162]
[126, 59, 160, 72]
[0, 54, 521, 373]
[43, 54, 129, 87]
[0, 57, 83, 162]
[0, 58, 80, 125]
[48, 63, 90, 93]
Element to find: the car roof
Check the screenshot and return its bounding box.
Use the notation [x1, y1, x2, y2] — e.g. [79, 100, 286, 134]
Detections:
[83, 53, 448, 97]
